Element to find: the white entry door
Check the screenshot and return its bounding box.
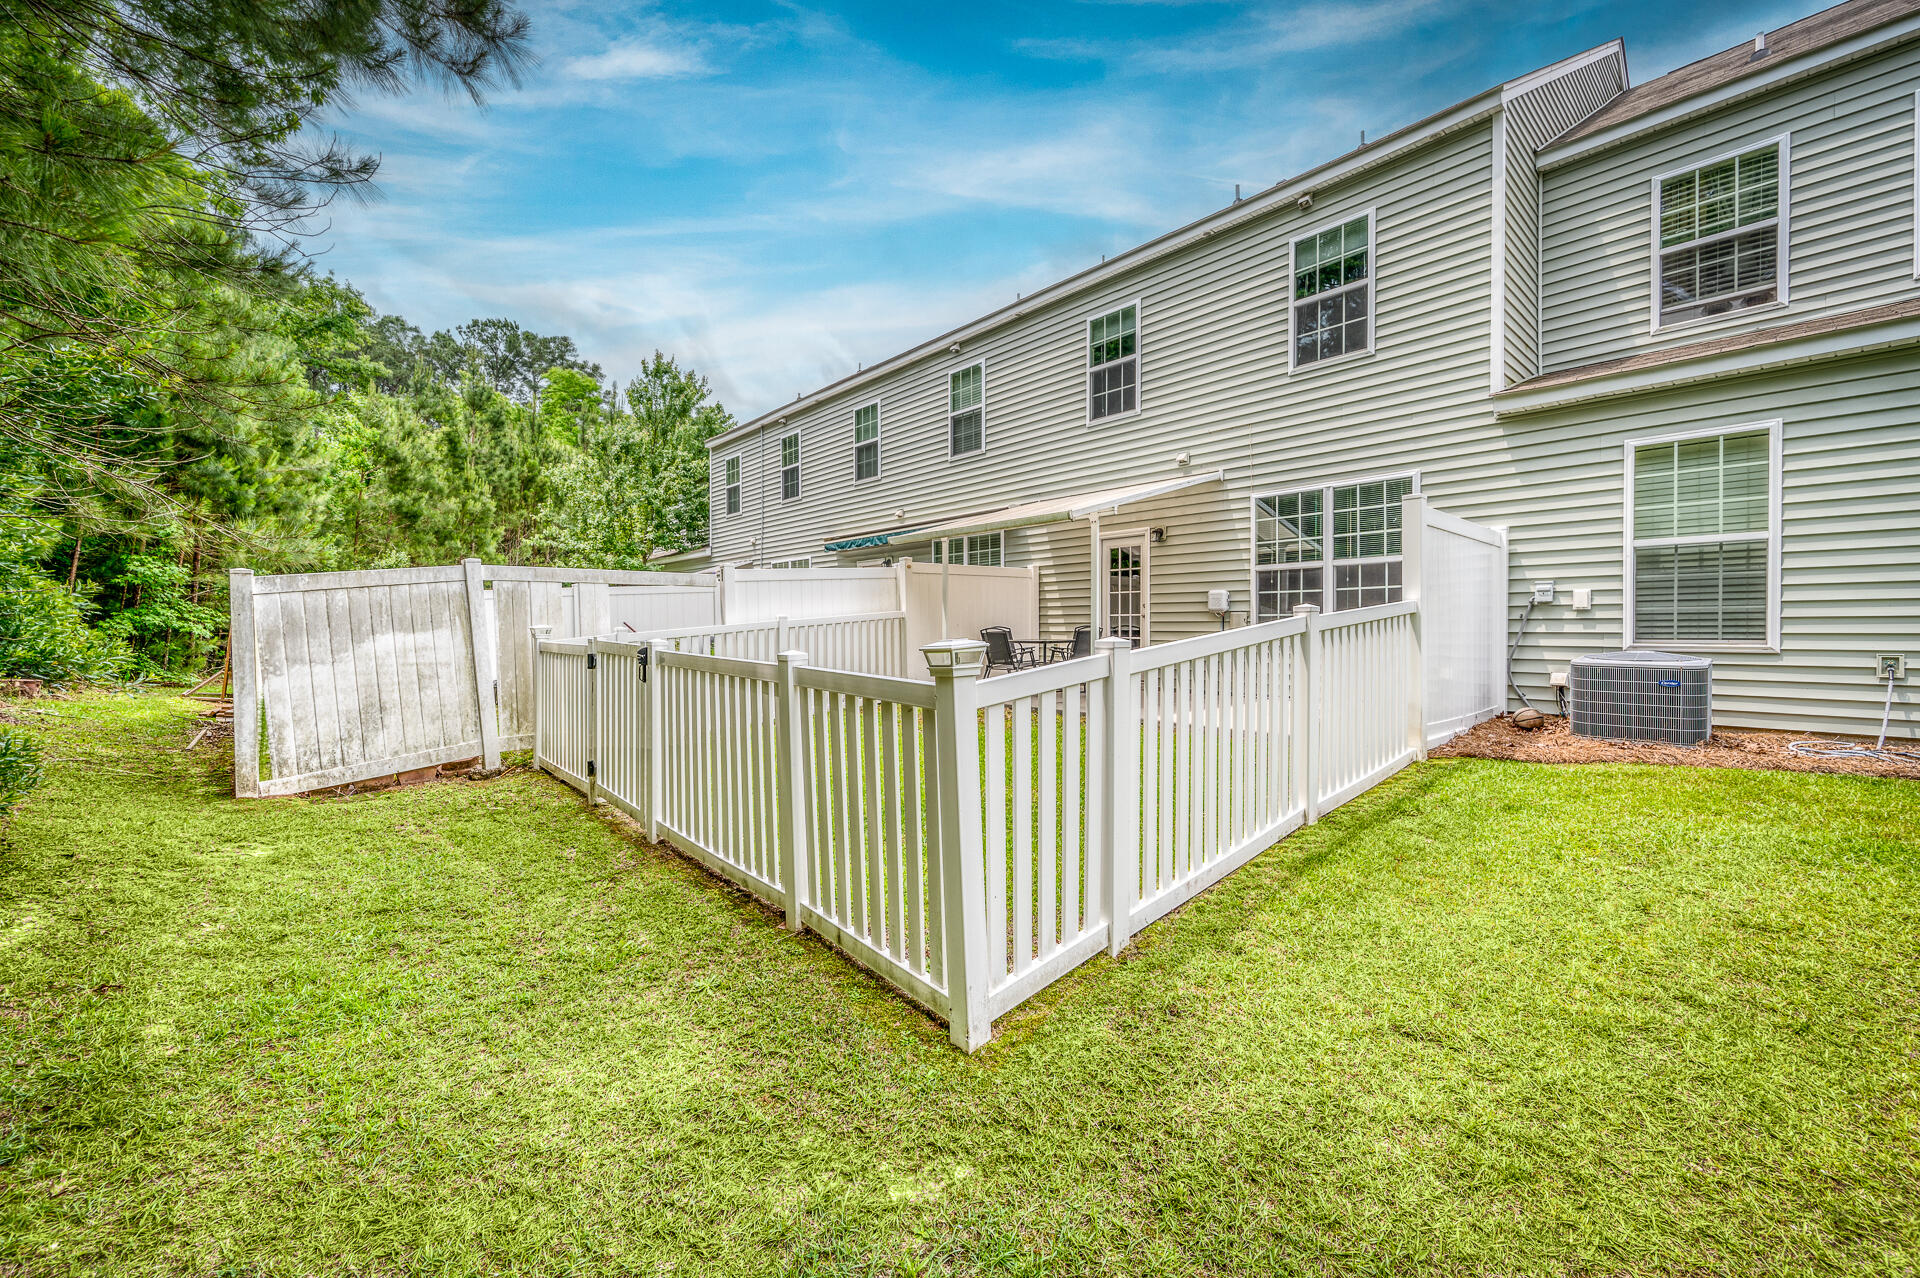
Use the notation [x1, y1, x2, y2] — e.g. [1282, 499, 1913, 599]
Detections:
[1103, 535, 1149, 645]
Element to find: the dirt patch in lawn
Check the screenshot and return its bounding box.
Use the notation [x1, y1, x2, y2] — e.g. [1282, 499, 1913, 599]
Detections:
[1434, 713, 1920, 779]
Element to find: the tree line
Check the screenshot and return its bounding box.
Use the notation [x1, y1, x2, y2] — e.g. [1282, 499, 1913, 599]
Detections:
[0, 0, 724, 683]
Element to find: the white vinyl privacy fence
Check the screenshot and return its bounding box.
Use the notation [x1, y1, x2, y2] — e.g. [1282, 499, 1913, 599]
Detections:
[1403, 496, 1509, 744]
[534, 599, 1428, 1050]
[230, 559, 1034, 797]
[230, 561, 716, 797]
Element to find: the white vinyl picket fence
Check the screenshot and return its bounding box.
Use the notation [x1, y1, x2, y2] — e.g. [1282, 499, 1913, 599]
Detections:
[533, 598, 1426, 1050]
[630, 613, 909, 678]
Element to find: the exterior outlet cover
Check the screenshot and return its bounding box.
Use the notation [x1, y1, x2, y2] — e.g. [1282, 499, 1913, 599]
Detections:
[1207, 589, 1230, 615]
[1532, 581, 1555, 603]
[1572, 587, 1593, 611]
[1549, 671, 1569, 688]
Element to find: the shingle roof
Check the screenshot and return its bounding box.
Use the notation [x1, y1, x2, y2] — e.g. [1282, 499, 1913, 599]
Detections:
[1496, 297, 1920, 395]
[1548, 0, 1920, 149]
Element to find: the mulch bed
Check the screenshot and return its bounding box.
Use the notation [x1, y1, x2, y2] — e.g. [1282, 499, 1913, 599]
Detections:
[1434, 713, 1920, 780]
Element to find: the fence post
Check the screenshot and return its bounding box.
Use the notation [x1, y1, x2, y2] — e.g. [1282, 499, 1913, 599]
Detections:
[228, 568, 260, 799]
[643, 641, 663, 842]
[1399, 495, 1428, 762]
[775, 649, 811, 933]
[462, 558, 502, 773]
[1293, 605, 1322, 824]
[586, 636, 601, 806]
[775, 616, 790, 661]
[1097, 637, 1137, 957]
[925, 639, 991, 1052]
[529, 625, 551, 768]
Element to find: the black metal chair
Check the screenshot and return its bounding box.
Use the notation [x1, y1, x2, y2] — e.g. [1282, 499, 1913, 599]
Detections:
[1049, 625, 1092, 663]
[981, 626, 1038, 674]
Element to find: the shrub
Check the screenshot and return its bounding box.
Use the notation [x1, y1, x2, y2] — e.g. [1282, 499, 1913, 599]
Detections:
[0, 558, 130, 685]
[0, 729, 44, 822]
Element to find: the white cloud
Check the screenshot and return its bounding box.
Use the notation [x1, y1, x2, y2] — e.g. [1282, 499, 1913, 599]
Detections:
[1018, 0, 1459, 72]
[564, 38, 709, 81]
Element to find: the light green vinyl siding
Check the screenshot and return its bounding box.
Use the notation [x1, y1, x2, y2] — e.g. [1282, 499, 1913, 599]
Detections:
[1459, 351, 1919, 737]
[711, 113, 1499, 640]
[1538, 40, 1920, 371]
[1496, 54, 1627, 387]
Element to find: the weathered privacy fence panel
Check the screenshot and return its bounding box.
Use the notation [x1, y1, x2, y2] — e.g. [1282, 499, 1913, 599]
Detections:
[232, 563, 494, 798]
[534, 600, 1426, 1051]
[231, 560, 711, 797]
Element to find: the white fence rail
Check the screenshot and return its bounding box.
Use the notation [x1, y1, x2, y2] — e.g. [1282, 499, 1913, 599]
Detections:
[534, 595, 1427, 1051]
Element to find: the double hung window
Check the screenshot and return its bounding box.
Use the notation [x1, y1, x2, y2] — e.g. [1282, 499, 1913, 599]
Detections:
[1253, 474, 1414, 620]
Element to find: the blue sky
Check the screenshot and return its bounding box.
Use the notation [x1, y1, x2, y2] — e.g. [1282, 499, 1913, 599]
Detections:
[316, 0, 1809, 419]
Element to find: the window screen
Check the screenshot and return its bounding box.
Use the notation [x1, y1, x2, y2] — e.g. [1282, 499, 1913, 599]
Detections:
[1631, 429, 1771, 643]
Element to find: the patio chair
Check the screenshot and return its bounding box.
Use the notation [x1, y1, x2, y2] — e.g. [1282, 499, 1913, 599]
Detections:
[1049, 625, 1092, 663]
[981, 626, 1038, 674]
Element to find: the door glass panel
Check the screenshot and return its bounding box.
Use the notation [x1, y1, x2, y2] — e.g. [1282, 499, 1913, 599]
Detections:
[1106, 543, 1143, 643]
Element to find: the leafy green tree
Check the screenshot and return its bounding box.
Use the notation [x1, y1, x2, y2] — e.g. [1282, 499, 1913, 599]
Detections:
[0, 0, 530, 516]
[530, 354, 728, 569]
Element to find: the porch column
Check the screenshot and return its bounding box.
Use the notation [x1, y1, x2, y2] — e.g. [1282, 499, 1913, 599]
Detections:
[1087, 510, 1102, 637]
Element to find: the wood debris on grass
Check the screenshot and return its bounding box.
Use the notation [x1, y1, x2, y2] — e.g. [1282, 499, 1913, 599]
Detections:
[1434, 713, 1920, 779]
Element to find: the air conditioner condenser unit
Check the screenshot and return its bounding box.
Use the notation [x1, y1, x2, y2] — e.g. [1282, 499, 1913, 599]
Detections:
[1568, 650, 1712, 746]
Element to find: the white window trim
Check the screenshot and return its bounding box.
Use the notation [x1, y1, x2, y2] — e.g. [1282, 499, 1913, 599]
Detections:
[947, 358, 987, 461]
[767, 556, 812, 570]
[1912, 90, 1919, 278]
[1287, 206, 1378, 374]
[1246, 468, 1420, 618]
[1647, 133, 1792, 336]
[851, 398, 881, 483]
[1621, 419, 1782, 653]
[1084, 297, 1144, 425]
[779, 431, 801, 503]
[722, 455, 742, 516]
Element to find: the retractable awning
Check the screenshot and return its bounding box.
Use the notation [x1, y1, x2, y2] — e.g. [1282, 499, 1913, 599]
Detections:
[910, 469, 1225, 542]
[821, 525, 925, 553]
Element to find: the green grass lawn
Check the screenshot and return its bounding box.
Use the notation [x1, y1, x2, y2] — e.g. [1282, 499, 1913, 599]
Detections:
[2, 692, 1917, 1276]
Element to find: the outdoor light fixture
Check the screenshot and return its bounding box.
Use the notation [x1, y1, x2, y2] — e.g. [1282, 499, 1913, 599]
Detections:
[921, 640, 986, 673]
[1150, 527, 1167, 543]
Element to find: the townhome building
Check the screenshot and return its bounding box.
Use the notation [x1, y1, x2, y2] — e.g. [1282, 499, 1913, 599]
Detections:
[698, 0, 1920, 739]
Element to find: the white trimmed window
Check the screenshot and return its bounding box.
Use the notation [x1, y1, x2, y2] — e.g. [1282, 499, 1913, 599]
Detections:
[1627, 425, 1776, 647]
[853, 403, 880, 481]
[780, 432, 800, 501]
[767, 556, 812, 569]
[948, 362, 984, 457]
[1253, 474, 1414, 620]
[1291, 213, 1371, 368]
[929, 532, 1002, 566]
[1655, 141, 1785, 327]
[1087, 303, 1138, 420]
[723, 456, 740, 515]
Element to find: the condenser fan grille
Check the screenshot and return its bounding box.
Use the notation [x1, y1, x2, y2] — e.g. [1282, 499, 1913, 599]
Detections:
[1569, 651, 1712, 746]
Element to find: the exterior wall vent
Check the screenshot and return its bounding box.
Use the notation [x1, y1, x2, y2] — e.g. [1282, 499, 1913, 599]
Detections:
[1568, 650, 1712, 746]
